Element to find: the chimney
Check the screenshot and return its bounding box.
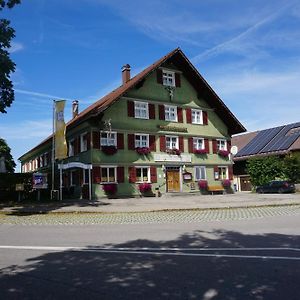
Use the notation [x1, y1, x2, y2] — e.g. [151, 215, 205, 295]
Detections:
[122, 64, 131, 84]
[72, 100, 79, 119]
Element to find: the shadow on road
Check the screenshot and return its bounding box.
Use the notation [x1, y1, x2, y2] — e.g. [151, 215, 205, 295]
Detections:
[1, 229, 300, 299]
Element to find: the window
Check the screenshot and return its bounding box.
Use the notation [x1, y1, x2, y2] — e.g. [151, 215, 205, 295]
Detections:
[101, 167, 116, 183]
[135, 134, 149, 148]
[165, 105, 177, 122]
[192, 109, 203, 124]
[134, 101, 149, 119]
[166, 136, 179, 149]
[218, 166, 228, 180]
[162, 70, 175, 87]
[100, 132, 116, 146]
[136, 167, 150, 183]
[194, 166, 206, 180]
[68, 139, 75, 157]
[44, 153, 48, 166]
[81, 133, 88, 152]
[217, 139, 227, 151]
[193, 138, 205, 150]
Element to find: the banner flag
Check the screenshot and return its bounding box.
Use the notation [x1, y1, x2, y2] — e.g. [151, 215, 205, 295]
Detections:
[54, 100, 67, 160]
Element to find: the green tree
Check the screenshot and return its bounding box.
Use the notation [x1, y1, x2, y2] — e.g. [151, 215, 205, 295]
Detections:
[0, 0, 21, 113]
[284, 153, 300, 183]
[246, 156, 284, 187]
[0, 138, 16, 173]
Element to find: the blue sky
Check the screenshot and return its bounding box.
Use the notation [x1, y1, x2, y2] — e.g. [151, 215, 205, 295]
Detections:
[1, 0, 300, 171]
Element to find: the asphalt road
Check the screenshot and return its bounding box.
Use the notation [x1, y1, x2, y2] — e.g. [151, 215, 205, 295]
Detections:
[0, 212, 300, 300]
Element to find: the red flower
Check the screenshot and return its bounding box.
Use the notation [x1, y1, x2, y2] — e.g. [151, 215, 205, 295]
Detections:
[102, 183, 118, 194]
[139, 183, 152, 193]
[166, 148, 181, 155]
[194, 149, 208, 155]
[218, 150, 229, 157]
[198, 180, 208, 190]
[136, 147, 151, 155]
[222, 179, 231, 188]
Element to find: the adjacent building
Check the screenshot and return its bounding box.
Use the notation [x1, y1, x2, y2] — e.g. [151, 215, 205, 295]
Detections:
[19, 48, 246, 198]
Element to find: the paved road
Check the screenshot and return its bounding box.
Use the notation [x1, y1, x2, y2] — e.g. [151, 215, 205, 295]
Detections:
[0, 208, 300, 300]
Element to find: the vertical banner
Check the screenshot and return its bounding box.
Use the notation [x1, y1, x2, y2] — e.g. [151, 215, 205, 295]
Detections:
[55, 100, 67, 160]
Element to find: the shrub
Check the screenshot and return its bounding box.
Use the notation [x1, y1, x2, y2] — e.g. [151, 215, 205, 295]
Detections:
[218, 150, 230, 157]
[222, 179, 231, 188]
[198, 180, 208, 190]
[102, 183, 117, 195]
[139, 183, 152, 193]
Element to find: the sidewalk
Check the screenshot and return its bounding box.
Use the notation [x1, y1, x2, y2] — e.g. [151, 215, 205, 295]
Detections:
[1, 192, 300, 214]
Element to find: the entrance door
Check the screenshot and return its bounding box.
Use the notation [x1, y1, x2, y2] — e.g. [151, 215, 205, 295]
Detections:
[167, 170, 180, 192]
[240, 176, 252, 191]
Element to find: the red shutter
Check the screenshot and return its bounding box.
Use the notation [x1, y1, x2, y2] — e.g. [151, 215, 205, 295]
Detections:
[188, 137, 193, 153]
[175, 73, 181, 87]
[149, 103, 155, 119]
[159, 105, 165, 120]
[127, 100, 134, 117]
[205, 139, 209, 153]
[228, 166, 233, 180]
[37, 158, 40, 168]
[93, 131, 100, 149]
[212, 139, 218, 153]
[227, 140, 231, 152]
[117, 167, 125, 183]
[86, 132, 91, 150]
[157, 69, 163, 84]
[150, 167, 157, 183]
[128, 134, 135, 150]
[149, 135, 156, 151]
[179, 136, 184, 152]
[77, 136, 81, 154]
[74, 138, 78, 155]
[203, 111, 208, 125]
[117, 133, 124, 149]
[160, 136, 166, 152]
[128, 167, 136, 183]
[177, 107, 183, 123]
[186, 108, 192, 123]
[93, 166, 101, 183]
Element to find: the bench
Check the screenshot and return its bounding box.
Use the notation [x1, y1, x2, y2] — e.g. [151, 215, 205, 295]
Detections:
[207, 185, 225, 195]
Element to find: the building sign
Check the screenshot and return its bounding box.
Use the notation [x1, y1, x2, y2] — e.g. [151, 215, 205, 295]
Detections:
[154, 154, 192, 163]
[157, 125, 188, 133]
[183, 172, 192, 181]
[33, 173, 48, 189]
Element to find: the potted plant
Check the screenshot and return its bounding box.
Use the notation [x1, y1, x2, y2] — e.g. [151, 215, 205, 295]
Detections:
[136, 147, 151, 155]
[222, 179, 231, 189]
[101, 145, 118, 155]
[218, 150, 230, 158]
[194, 149, 208, 155]
[102, 183, 117, 196]
[198, 180, 208, 194]
[166, 148, 181, 155]
[138, 183, 153, 196]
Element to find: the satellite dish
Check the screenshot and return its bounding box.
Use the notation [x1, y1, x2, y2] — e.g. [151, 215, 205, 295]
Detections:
[230, 145, 238, 155]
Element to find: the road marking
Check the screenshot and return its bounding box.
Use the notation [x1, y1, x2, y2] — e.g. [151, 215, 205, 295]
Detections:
[0, 245, 300, 261]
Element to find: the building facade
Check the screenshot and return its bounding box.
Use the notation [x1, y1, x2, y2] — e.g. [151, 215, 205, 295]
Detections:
[19, 48, 246, 198]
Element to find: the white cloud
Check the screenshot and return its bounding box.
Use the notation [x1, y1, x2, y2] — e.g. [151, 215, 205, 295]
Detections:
[9, 42, 24, 53]
[14, 89, 73, 101]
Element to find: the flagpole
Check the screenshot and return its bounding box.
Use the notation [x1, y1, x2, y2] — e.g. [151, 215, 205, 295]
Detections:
[51, 100, 55, 199]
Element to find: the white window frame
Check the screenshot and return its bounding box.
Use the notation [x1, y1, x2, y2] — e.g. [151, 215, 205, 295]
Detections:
[162, 69, 175, 87]
[193, 138, 205, 150]
[166, 135, 179, 149]
[135, 133, 149, 148]
[136, 166, 151, 183]
[194, 166, 207, 181]
[68, 139, 75, 157]
[191, 109, 203, 124]
[100, 131, 117, 146]
[100, 166, 117, 183]
[218, 166, 228, 180]
[217, 139, 227, 151]
[164, 105, 178, 122]
[134, 101, 149, 119]
[80, 132, 88, 152]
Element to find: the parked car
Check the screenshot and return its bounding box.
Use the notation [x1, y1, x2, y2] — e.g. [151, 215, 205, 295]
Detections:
[256, 180, 295, 194]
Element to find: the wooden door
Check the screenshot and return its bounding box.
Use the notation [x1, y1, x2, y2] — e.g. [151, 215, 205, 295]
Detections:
[167, 170, 180, 192]
[240, 177, 252, 191]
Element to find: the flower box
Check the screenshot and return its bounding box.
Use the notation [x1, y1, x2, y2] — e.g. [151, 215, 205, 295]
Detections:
[194, 149, 208, 155]
[139, 183, 152, 193]
[218, 150, 229, 157]
[101, 146, 117, 155]
[102, 183, 117, 195]
[166, 148, 181, 155]
[222, 179, 231, 188]
[136, 147, 151, 155]
[198, 180, 208, 190]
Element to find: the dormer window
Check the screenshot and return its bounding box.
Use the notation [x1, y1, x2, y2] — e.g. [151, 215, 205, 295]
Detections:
[162, 70, 175, 87]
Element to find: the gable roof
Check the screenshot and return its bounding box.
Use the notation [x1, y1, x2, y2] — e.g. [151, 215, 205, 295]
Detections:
[233, 121, 300, 160]
[19, 48, 246, 161]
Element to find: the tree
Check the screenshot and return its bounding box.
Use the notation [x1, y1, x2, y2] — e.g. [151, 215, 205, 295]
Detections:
[0, 0, 21, 113]
[0, 138, 16, 173]
[284, 153, 300, 183]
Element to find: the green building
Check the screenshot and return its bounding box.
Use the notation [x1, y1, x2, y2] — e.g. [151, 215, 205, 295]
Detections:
[19, 48, 246, 199]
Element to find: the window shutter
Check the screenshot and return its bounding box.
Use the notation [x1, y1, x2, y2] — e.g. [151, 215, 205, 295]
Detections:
[150, 167, 157, 183]
[179, 136, 184, 152]
[177, 107, 183, 123]
[213, 166, 219, 180]
[47, 152, 51, 164]
[149, 135, 156, 151]
[117, 167, 125, 183]
[117, 133, 124, 149]
[228, 166, 233, 180]
[186, 108, 192, 123]
[212, 139, 218, 154]
[188, 137, 193, 153]
[77, 136, 81, 154]
[86, 132, 91, 150]
[227, 140, 231, 152]
[160, 136, 166, 152]
[93, 166, 101, 183]
[74, 138, 78, 155]
[128, 134, 135, 150]
[128, 167, 136, 183]
[157, 69, 163, 84]
[37, 158, 40, 168]
[127, 100, 134, 117]
[203, 111, 208, 125]
[159, 105, 165, 120]
[149, 103, 155, 119]
[205, 139, 209, 153]
[175, 73, 181, 87]
[93, 131, 100, 149]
